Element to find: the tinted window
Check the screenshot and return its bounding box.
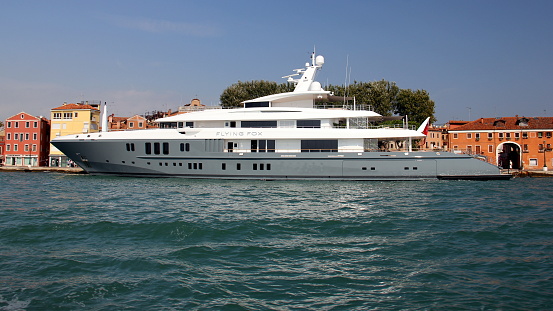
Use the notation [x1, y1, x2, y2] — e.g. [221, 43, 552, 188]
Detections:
[301, 140, 338, 152]
[297, 120, 321, 128]
[241, 121, 277, 128]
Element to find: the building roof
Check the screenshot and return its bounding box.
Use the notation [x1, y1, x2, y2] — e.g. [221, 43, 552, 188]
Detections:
[6, 111, 49, 121]
[51, 103, 100, 110]
[450, 116, 553, 131]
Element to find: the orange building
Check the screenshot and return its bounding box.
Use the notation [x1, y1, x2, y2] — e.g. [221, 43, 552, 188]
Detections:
[448, 116, 553, 170]
[4, 112, 51, 166]
[107, 114, 149, 131]
[420, 124, 449, 151]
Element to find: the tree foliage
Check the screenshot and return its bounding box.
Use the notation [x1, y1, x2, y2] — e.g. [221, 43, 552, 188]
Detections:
[219, 79, 436, 123]
[327, 80, 400, 116]
[220, 80, 294, 108]
[394, 89, 436, 123]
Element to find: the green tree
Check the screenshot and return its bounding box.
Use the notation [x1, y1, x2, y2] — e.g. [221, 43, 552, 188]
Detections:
[219, 79, 435, 123]
[220, 80, 294, 108]
[327, 80, 399, 116]
[394, 89, 436, 123]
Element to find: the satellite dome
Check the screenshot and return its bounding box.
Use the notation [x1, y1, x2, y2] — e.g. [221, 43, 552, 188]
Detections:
[315, 55, 325, 66]
[309, 81, 322, 91]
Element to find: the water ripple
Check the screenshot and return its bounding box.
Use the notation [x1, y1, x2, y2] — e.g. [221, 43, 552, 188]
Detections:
[1, 172, 552, 310]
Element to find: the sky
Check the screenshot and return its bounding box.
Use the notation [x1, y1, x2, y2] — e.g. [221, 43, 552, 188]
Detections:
[1, 0, 552, 124]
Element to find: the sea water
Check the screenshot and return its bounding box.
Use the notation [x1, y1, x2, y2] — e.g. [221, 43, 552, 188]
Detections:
[1, 172, 552, 310]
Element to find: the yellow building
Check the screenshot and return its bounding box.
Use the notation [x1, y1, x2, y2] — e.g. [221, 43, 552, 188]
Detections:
[49, 101, 101, 167]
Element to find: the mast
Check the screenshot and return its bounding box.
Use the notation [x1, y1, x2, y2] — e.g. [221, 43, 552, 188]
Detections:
[101, 102, 108, 132]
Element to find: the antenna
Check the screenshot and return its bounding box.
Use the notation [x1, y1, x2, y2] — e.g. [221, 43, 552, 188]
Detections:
[344, 55, 349, 103]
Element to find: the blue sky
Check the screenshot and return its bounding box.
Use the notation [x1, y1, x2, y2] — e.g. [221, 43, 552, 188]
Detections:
[1, 0, 552, 124]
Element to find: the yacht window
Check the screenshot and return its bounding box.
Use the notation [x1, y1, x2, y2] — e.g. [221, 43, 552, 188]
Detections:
[244, 101, 270, 108]
[279, 120, 295, 128]
[145, 142, 152, 154]
[251, 140, 275, 152]
[301, 140, 338, 152]
[163, 142, 169, 155]
[160, 122, 178, 129]
[297, 120, 321, 128]
[180, 143, 190, 152]
[154, 143, 160, 155]
[241, 121, 277, 128]
[186, 122, 194, 128]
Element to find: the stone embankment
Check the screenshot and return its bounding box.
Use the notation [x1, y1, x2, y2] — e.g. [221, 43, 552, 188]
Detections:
[509, 170, 553, 178]
[0, 166, 85, 174]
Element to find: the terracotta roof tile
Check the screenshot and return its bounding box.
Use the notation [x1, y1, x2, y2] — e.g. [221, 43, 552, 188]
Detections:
[450, 117, 553, 131]
[51, 103, 99, 110]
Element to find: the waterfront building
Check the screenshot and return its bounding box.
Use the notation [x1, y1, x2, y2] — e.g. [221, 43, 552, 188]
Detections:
[419, 124, 449, 151]
[448, 116, 553, 170]
[4, 112, 51, 166]
[178, 98, 208, 112]
[108, 114, 149, 131]
[49, 101, 101, 167]
[0, 130, 5, 166]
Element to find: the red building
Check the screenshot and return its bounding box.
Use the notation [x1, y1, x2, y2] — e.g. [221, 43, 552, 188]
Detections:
[4, 112, 51, 166]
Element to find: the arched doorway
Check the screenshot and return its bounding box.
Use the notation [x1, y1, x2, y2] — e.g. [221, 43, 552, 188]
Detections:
[497, 142, 521, 169]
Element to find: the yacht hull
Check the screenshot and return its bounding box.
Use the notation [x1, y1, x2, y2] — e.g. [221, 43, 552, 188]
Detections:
[53, 139, 510, 181]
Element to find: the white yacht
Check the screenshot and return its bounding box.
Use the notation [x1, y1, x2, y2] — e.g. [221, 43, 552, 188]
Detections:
[52, 54, 509, 180]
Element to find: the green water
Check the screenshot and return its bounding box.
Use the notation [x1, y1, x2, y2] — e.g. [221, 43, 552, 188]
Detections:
[1, 172, 552, 310]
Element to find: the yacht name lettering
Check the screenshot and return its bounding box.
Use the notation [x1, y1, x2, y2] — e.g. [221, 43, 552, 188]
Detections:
[216, 131, 263, 137]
